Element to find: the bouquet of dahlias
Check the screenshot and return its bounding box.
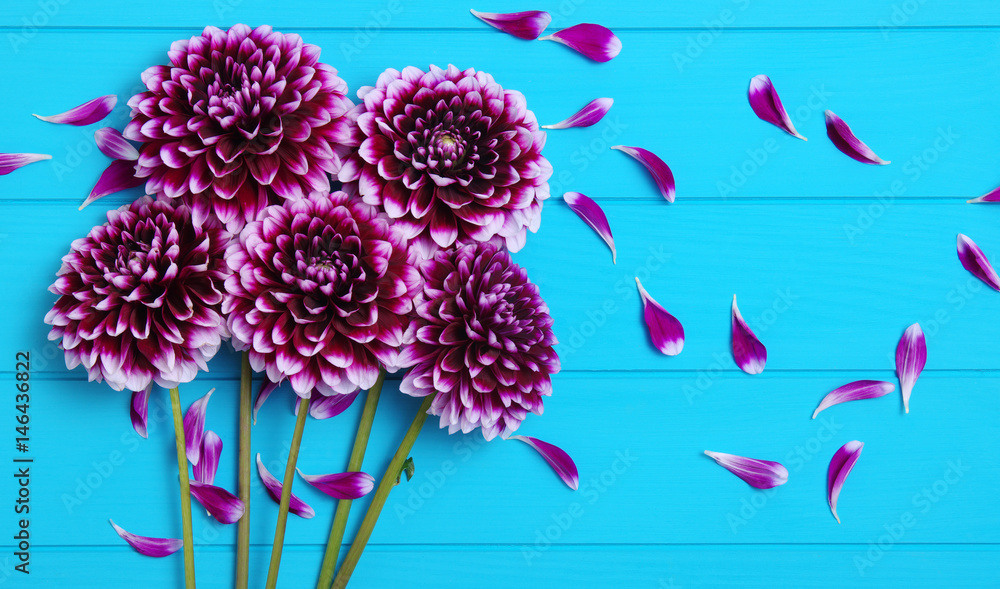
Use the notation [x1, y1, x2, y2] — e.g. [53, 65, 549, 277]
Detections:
[38, 23, 574, 589]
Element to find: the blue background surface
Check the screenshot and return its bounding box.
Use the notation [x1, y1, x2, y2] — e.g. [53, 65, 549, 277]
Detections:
[1, 1, 999, 587]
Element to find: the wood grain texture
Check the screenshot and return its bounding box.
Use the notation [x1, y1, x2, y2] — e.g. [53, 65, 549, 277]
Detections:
[0, 1, 997, 587]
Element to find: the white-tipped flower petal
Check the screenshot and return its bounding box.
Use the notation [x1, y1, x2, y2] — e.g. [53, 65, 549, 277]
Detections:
[256, 453, 315, 519]
[895, 323, 926, 414]
[253, 380, 278, 425]
[747, 75, 806, 140]
[543, 98, 613, 130]
[182, 388, 214, 466]
[540, 23, 621, 62]
[189, 481, 245, 524]
[957, 233, 1000, 291]
[193, 430, 222, 485]
[95, 127, 139, 161]
[564, 191, 616, 263]
[79, 159, 144, 210]
[470, 9, 551, 40]
[967, 185, 1000, 204]
[511, 435, 579, 490]
[109, 520, 182, 557]
[0, 153, 51, 176]
[612, 145, 675, 202]
[295, 391, 360, 420]
[635, 277, 684, 356]
[33, 95, 117, 126]
[825, 110, 890, 165]
[731, 295, 766, 374]
[704, 451, 788, 489]
[812, 380, 895, 419]
[828, 441, 864, 523]
[296, 469, 375, 499]
[130, 386, 150, 439]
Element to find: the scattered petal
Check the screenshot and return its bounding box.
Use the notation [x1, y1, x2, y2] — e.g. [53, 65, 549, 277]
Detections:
[0, 153, 51, 176]
[731, 295, 767, 375]
[511, 435, 579, 490]
[295, 391, 360, 420]
[79, 159, 144, 210]
[563, 191, 616, 263]
[635, 277, 684, 356]
[540, 23, 621, 62]
[189, 481, 245, 525]
[256, 453, 315, 519]
[967, 185, 1000, 204]
[470, 9, 551, 40]
[109, 520, 182, 557]
[824, 110, 890, 165]
[895, 323, 927, 414]
[296, 469, 375, 499]
[828, 441, 864, 524]
[183, 388, 214, 466]
[130, 386, 150, 439]
[193, 430, 222, 485]
[812, 380, 895, 419]
[253, 380, 278, 425]
[747, 75, 806, 140]
[33, 95, 117, 126]
[612, 145, 675, 202]
[542, 98, 613, 130]
[95, 127, 139, 161]
[704, 451, 788, 489]
[957, 233, 1000, 291]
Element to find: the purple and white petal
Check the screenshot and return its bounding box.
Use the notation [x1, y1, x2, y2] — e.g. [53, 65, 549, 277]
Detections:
[109, 520, 182, 557]
[564, 191, 616, 263]
[828, 441, 864, 523]
[636, 277, 684, 356]
[511, 435, 579, 490]
[967, 185, 1000, 204]
[183, 388, 214, 466]
[825, 110, 890, 165]
[731, 295, 766, 375]
[296, 469, 375, 499]
[193, 430, 222, 485]
[0, 153, 51, 176]
[79, 159, 144, 210]
[612, 145, 675, 202]
[95, 127, 139, 161]
[748, 75, 806, 140]
[130, 386, 150, 439]
[470, 9, 551, 40]
[704, 451, 788, 489]
[895, 323, 926, 414]
[540, 23, 622, 62]
[297, 391, 360, 420]
[253, 380, 278, 425]
[812, 380, 895, 419]
[189, 481, 245, 525]
[542, 98, 613, 130]
[256, 453, 315, 519]
[33, 95, 117, 126]
[957, 233, 1000, 291]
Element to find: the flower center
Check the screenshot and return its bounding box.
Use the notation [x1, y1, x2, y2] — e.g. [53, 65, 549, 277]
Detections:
[428, 130, 466, 169]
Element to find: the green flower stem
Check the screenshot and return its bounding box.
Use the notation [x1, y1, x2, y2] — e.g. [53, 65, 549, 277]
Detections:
[315, 369, 386, 589]
[169, 386, 197, 589]
[264, 394, 311, 589]
[331, 394, 435, 589]
[236, 353, 252, 589]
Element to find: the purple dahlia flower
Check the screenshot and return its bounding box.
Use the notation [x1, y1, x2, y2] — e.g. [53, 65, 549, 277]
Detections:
[223, 190, 420, 397]
[399, 242, 559, 440]
[124, 24, 358, 232]
[44, 197, 230, 391]
[338, 64, 553, 257]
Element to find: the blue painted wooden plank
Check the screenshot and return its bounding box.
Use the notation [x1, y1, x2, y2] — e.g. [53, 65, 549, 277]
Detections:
[0, 30, 997, 202]
[9, 546, 1000, 588]
[2, 0, 999, 30]
[7, 201, 1000, 375]
[12, 373, 998, 548]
